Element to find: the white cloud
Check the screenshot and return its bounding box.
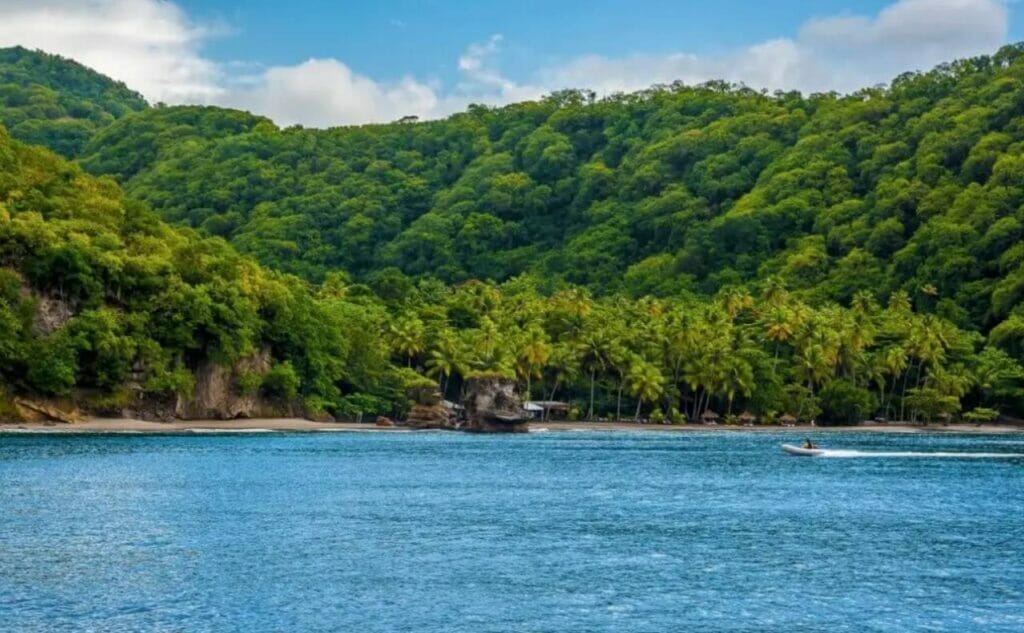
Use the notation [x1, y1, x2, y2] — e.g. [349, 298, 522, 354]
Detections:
[0, 0, 1012, 127]
[0, 0, 222, 102]
[543, 0, 1009, 95]
[223, 58, 441, 127]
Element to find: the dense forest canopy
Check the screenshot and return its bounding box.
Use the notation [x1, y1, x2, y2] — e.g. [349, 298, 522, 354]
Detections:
[0, 125, 407, 419]
[55, 44, 1024, 337]
[0, 44, 1023, 423]
[0, 47, 147, 157]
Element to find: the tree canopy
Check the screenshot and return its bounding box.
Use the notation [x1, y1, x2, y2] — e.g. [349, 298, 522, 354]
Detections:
[1, 44, 1024, 423]
[0, 47, 147, 157]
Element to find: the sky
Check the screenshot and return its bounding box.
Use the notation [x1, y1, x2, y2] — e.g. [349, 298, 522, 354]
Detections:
[0, 0, 1020, 127]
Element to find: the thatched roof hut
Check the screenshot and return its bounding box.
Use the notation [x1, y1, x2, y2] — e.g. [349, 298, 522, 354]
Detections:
[737, 411, 757, 425]
[778, 413, 797, 426]
[701, 410, 720, 423]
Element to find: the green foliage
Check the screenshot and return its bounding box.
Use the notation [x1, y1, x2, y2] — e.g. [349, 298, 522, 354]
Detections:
[237, 370, 263, 396]
[335, 392, 393, 419]
[0, 125, 402, 415]
[145, 366, 195, 399]
[3, 45, 1024, 425]
[0, 47, 147, 156]
[818, 379, 877, 425]
[17, 41, 1014, 341]
[261, 362, 300, 400]
[962, 407, 999, 423]
[904, 388, 962, 423]
[24, 333, 77, 396]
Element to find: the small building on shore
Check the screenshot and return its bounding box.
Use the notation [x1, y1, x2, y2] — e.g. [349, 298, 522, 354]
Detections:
[523, 401, 570, 420]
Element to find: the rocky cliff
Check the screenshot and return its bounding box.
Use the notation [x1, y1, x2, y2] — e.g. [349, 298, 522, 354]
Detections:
[173, 347, 290, 420]
[404, 385, 457, 429]
[463, 376, 529, 433]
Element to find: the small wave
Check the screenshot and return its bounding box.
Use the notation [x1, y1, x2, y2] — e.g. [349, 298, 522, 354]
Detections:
[531, 427, 550, 433]
[820, 449, 1024, 459]
[185, 428, 276, 434]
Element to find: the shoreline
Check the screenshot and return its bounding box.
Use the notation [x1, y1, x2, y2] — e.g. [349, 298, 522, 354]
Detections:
[1, 417, 1022, 435]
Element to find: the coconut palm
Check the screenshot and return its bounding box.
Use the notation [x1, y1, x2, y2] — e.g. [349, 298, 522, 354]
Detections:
[626, 361, 666, 420]
[389, 316, 425, 367]
[515, 325, 551, 400]
[426, 331, 466, 395]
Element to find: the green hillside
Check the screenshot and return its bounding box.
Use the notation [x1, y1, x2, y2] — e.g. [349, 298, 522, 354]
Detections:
[0, 45, 1023, 423]
[0, 47, 148, 157]
[0, 124, 403, 419]
[70, 45, 1024, 338]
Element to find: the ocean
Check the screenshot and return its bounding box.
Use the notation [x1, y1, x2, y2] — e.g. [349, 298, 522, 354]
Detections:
[1, 430, 1022, 632]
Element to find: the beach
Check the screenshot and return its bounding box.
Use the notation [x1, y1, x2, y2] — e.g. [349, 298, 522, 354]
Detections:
[2, 417, 1021, 434]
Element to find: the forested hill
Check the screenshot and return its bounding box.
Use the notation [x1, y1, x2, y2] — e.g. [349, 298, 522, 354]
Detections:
[1, 45, 1024, 424]
[0, 47, 148, 157]
[51, 44, 1024, 336]
[0, 124, 403, 420]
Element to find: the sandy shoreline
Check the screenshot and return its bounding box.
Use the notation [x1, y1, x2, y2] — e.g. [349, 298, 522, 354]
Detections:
[1, 417, 1021, 434]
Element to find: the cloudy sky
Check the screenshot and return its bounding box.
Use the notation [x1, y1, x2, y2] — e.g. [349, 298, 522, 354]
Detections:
[0, 0, 1018, 127]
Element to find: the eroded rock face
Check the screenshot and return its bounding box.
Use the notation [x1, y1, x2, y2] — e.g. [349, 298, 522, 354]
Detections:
[32, 293, 74, 335]
[12, 398, 84, 424]
[175, 347, 277, 420]
[404, 386, 456, 429]
[463, 376, 529, 433]
[120, 391, 177, 422]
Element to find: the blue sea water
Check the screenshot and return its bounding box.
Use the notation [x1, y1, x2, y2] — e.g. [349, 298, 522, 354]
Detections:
[1, 430, 1023, 632]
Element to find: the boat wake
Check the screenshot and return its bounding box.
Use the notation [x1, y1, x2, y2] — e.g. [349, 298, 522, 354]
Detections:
[818, 449, 1024, 459]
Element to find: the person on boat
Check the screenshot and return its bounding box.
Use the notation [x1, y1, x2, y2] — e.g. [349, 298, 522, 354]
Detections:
[803, 438, 816, 449]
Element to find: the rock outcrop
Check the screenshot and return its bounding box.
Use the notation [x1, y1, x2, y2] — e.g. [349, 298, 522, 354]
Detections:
[404, 386, 457, 429]
[31, 293, 74, 335]
[463, 376, 529, 433]
[119, 391, 177, 422]
[174, 347, 280, 420]
[13, 398, 84, 424]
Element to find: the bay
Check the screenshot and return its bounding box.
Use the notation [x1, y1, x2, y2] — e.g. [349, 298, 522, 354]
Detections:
[1, 431, 1022, 632]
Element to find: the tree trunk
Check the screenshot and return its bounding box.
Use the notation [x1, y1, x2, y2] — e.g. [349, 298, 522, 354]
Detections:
[616, 381, 623, 421]
[545, 379, 561, 421]
[634, 397, 643, 421]
[588, 370, 596, 420]
[899, 361, 914, 422]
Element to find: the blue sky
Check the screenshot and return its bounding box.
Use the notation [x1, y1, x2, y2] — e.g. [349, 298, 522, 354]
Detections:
[0, 0, 1018, 126]
[176, 0, 910, 83]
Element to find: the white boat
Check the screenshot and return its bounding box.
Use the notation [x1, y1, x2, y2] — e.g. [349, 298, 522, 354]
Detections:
[782, 444, 825, 456]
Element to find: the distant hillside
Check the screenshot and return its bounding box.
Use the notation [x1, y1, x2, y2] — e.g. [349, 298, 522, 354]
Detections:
[3, 44, 1024, 340]
[68, 45, 1024, 335]
[0, 47, 148, 156]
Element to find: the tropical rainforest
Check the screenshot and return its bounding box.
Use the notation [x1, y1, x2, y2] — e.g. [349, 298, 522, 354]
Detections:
[1, 44, 1023, 423]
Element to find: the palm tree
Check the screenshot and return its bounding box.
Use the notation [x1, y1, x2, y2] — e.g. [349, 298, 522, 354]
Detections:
[465, 316, 512, 376]
[515, 325, 551, 400]
[426, 331, 465, 395]
[873, 345, 908, 419]
[390, 316, 425, 367]
[544, 341, 581, 407]
[626, 361, 666, 420]
[762, 305, 796, 379]
[576, 318, 613, 420]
